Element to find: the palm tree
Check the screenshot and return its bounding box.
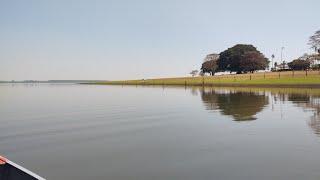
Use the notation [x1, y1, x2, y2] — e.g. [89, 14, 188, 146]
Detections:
[271, 54, 275, 69]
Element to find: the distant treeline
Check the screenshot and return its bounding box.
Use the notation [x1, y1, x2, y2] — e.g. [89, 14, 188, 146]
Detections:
[197, 30, 320, 76]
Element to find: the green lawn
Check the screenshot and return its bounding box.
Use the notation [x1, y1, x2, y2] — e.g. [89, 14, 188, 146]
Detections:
[90, 71, 320, 87]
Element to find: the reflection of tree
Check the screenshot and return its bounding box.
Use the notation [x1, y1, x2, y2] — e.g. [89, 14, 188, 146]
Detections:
[190, 87, 199, 96]
[287, 94, 320, 135]
[200, 89, 220, 111]
[201, 89, 269, 121]
[303, 99, 320, 135]
[287, 93, 310, 103]
[309, 114, 320, 135]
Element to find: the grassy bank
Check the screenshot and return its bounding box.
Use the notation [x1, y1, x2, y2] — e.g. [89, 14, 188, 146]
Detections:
[90, 71, 320, 88]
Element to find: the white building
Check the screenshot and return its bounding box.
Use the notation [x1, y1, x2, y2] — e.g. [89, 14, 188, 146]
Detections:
[274, 62, 289, 71]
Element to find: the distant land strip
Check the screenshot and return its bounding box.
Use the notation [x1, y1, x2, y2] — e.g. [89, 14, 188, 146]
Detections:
[85, 71, 320, 88]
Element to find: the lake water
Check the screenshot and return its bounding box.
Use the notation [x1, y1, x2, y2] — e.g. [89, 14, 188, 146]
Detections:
[1, 83, 320, 180]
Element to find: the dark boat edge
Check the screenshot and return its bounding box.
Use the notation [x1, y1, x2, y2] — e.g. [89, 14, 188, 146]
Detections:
[0, 156, 46, 180]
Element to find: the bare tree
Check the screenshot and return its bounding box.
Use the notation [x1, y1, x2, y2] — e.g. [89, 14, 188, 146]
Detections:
[190, 70, 199, 77]
[203, 53, 219, 62]
[309, 30, 320, 53]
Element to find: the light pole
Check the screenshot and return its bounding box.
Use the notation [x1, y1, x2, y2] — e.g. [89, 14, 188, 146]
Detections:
[281, 47, 285, 62]
[281, 47, 285, 69]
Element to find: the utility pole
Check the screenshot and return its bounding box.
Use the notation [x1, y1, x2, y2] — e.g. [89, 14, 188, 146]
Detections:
[281, 47, 285, 69]
[281, 47, 285, 62]
[271, 54, 275, 70]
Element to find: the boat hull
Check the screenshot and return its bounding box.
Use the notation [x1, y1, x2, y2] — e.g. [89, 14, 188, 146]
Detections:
[0, 159, 45, 180]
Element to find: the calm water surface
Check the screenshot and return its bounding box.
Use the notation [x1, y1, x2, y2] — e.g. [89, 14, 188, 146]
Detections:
[1, 84, 320, 180]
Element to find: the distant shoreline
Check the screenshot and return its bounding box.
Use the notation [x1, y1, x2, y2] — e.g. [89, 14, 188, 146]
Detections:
[0, 80, 107, 84]
[83, 71, 320, 88]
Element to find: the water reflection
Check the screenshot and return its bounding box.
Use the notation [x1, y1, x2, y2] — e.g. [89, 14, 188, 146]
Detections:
[197, 86, 320, 135]
[200, 88, 269, 121]
[3, 84, 320, 180]
[287, 93, 320, 135]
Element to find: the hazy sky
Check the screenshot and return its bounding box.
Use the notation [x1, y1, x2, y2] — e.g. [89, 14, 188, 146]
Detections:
[0, 0, 319, 80]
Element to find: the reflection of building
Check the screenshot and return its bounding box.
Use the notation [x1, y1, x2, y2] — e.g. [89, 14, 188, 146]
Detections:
[200, 89, 269, 121]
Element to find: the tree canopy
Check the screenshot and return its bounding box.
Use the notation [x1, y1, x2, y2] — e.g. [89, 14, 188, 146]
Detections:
[288, 59, 310, 70]
[239, 51, 268, 73]
[201, 59, 218, 76]
[218, 44, 268, 73]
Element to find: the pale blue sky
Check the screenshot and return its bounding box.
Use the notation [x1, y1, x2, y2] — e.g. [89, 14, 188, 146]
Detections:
[0, 0, 319, 80]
